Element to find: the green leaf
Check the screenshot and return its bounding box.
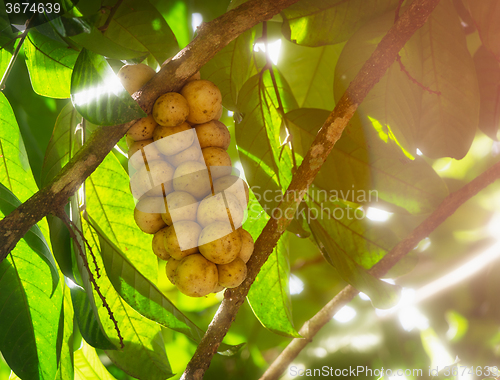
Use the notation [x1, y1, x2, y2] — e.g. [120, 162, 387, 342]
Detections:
[70, 27, 148, 61]
[49, 15, 93, 37]
[55, 284, 75, 380]
[0, 236, 63, 380]
[0, 92, 40, 202]
[286, 108, 449, 214]
[91, 218, 204, 342]
[248, 230, 300, 337]
[73, 0, 101, 17]
[24, 29, 79, 99]
[201, 28, 257, 111]
[305, 194, 398, 270]
[0, 35, 17, 80]
[71, 0, 178, 64]
[70, 186, 118, 352]
[474, 45, 500, 140]
[334, 1, 479, 159]
[70, 48, 146, 126]
[82, 151, 175, 377]
[0, 183, 59, 291]
[47, 214, 76, 281]
[236, 70, 297, 212]
[42, 103, 82, 281]
[0, 90, 53, 266]
[150, 0, 190, 48]
[41, 103, 81, 186]
[70, 286, 117, 350]
[86, 151, 157, 281]
[243, 197, 299, 337]
[277, 41, 344, 109]
[281, 0, 400, 46]
[445, 310, 468, 343]
[74, 340, 118, 380]
[79, 219, 173, 380]
[309, 215, 400, 309]
[32, 22, 69, 45]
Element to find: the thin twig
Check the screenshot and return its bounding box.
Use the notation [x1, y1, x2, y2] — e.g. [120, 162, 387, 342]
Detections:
[58, 210, 124, 348]
[395, 54, 441, 95]
[261, 158, 500, 380]
[68, 218, 100, 278]
[98, 0, 125, 32]
[393, 1, 441, 96]
[394, 0, 405, 22]
[0, 16, 34, 91]
[291, 254, 324, 271]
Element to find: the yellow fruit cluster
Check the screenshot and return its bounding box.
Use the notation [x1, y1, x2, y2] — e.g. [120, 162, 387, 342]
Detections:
[119, 63, 255, 297]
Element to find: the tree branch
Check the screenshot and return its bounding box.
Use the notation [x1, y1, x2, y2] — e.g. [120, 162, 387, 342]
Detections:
[261, 159, 500, 380]
[181, 0, 442, 378]
[98, 0, 125, 33]
[0, 0, 301, 264]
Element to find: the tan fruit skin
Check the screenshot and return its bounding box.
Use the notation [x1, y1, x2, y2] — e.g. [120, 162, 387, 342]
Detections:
[196, 192, 244, 228]
[166, 258, 181, 285]
[130, 160, 174, 199]
[117, 63, 156, 95]
[164, 221, 202, 260]
[166, 143, 202, 167]
[173, 161, 212, 199]
[217, 257, 247, 288]
[153, 123, 195, 156]
[134, 197, 166, 234]
[213, 175, 249, 211]
[127, 114, 157, 141]
[238, 228, 254, 263]
[128, 139, 163, 170]
[152, 92, 190, 127]
[161, 191, 198, 225]
[181, 79, 222, 124]
[153, 123, 196, 156]
[202, 147, 232, 179]
[175, 254, 218, 297]
[212, 283, 225, 293]
[198, 222, 242, 264]
[152, 227, 171, 260]
[195, 120, 230, 150]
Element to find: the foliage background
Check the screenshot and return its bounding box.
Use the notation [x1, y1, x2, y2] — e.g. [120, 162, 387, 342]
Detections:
[1, 0, 500, 379]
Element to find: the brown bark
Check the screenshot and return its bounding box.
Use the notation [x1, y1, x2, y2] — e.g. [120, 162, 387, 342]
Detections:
[0, 0, 301, 263]
[181, 0, 442, 378]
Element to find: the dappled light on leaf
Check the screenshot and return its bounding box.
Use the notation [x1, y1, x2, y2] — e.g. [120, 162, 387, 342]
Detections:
[71, 49, 146, 125]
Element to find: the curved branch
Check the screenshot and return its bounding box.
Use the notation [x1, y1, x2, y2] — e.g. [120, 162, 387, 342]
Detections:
[261, 159, 500, 380]
[181, 0, 442, 378]
[0, 0, 301, 264]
